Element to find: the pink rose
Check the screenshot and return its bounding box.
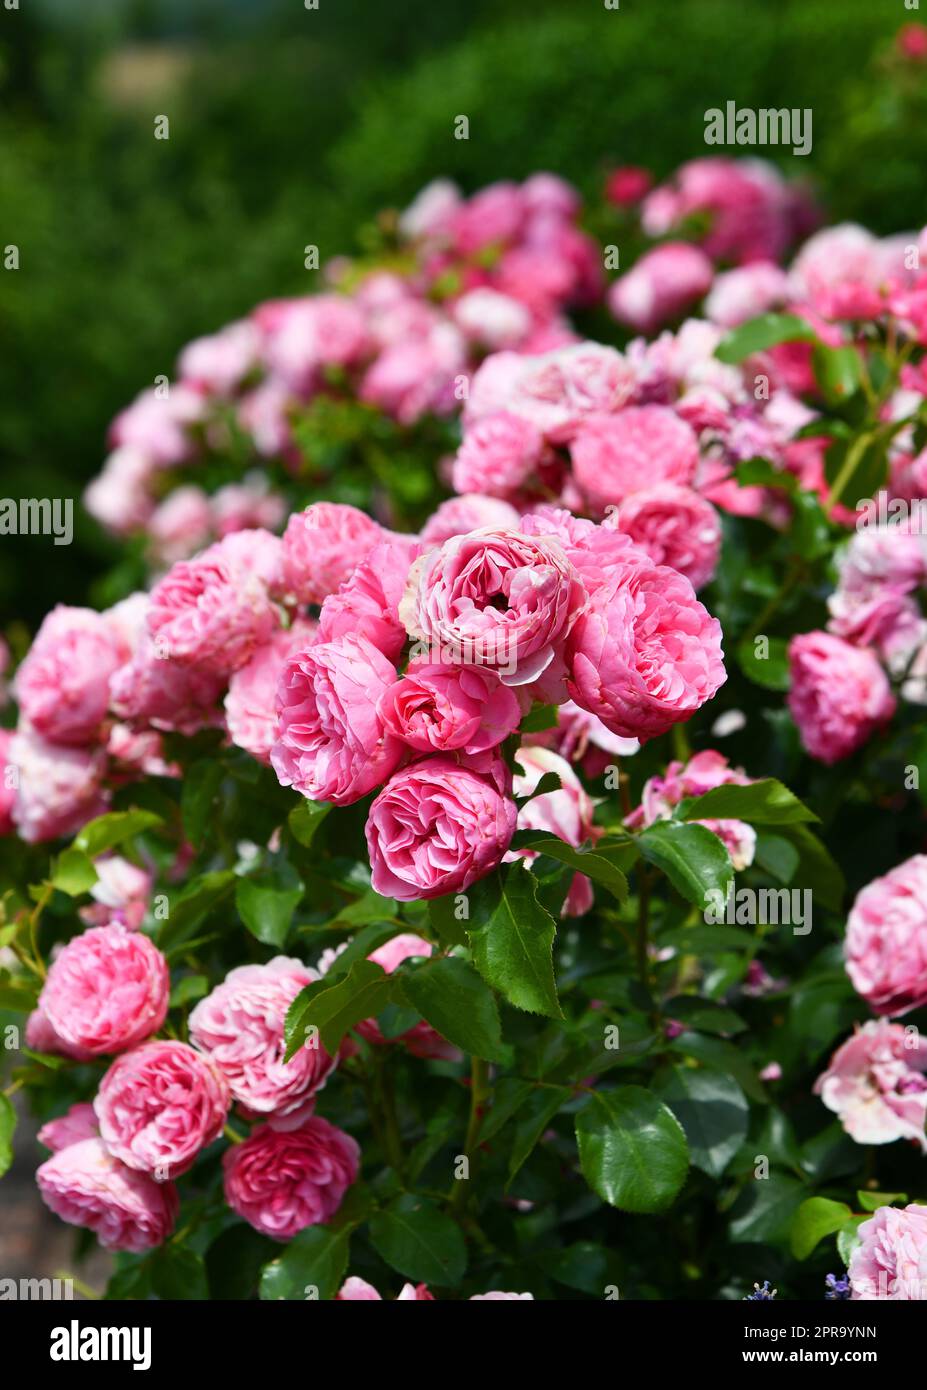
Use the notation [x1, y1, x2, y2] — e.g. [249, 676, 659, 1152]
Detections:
[608, 485, 721, 589]
[222, 1117, 359, 1240]
[452, 412, 544, 498]
[25, 1005, 93, 1061]
[402, 527, 585, 687]
[94, 1040, 230, 1178]
[337, 1277, 434, 1300]
[366, 755, 517, 901]
[420, 495, 521, 547]
[787, 631, 896, 764]
[704, 261, 789, 327]
[566, 559, 726, 740]
[608, 243, 714, 334]
[110, 631, 225, 737]
[108, 384, 202, 466]
[625, 749, 755, 870]
[272, 635, 403, 805]
[37, 1137, 178, 1252]
[262, 295, 369, 393]
[225, 620, 316, 765]
[814, 1021, 927, 1150]
[470, 1291, 535, 1300]
[281, 502, 384, 606]
[189, 956, 336, 1123]
[465, 343, 635, 442]
[148, 486, 212, 565]
[84, 446, 156, 535]
[38, 1103, 99, 1153]
[317, 537, 418, 663]
[81, 854, 152, 930]
[15, 605, 129, 747]
[379, 663, 521, 756]
[845, 855, 927, 1017]
[0, 728, 18, 835]
[849, 1204, 927, 1300]
[38, 924, 168, 1057]
[571, 407, 699, 517]
[10, 730, 108, 844]
[351, 933, 460, 1061]
[452, 288, 532, 349]
[789, 224, 887, 322]
[178, 318, 258, 396]
[605, 166, 653, 207]
[510, 746, 598, 916]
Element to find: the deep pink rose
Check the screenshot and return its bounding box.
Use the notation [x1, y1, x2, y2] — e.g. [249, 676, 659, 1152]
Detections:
[379, 662, 521, 756]
[849, 1204, 927, 1300]
[38, 924, 169, 1057]
[14, 606, 128, 746]
[350, 933, 460, 1061]
[608, 243, 713, 334]
[452, 412, 544, 498]
[845, 855, 927, 1017]
[566, 559, 726, 740]
[366, 755, 517, 901]
[605, 166, 653, 207]
[317, 537, 418, 663]
[608, 486, 721, 590]
[225, 620, 316, 765]
[420, 495, 521, 546]
[189, 957, 336, 1123]
[222, 1117, 359, 1240]
[272, 634, 402, 805]
[402, 527, 585, 686]
[95, 1040, 230, 1179]
[814, 1021, 927, 1150]
[38, 1103, 99, 1153]
[281, 502, 384, 606]
[787, 631, 895, 764]
[37, 1139, 178, 1252]
[571, 407, 699, 517]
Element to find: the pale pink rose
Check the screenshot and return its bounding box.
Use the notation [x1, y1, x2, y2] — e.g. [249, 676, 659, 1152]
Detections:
[465, 343, 635, 442]
[360, 323, 466, 424]
[788, 631, 896, 764]
[849, 1204, 927, 1300]
[178, 318, 259, 395]
[399, 178, 461, 240]
[758, 1062, 783, 1083]
[355, 934, 460, 1061]
[566, 559, 726, 740]
[379, 663, 520, 756]
[525, 698, 639, 765]
[281, 502, 384, 606]
[420, 495, 520, 546]
[366, 755, 517, 901]
[608, 243, 714, 334]
[225, 620, 317, 765]
[25, 1005, 93, 1061]
[14, 606, 128, 746]
[222, 1117, 359, 1241]
[337, 1276, 434, 1300]
[148, 486, 213, 564]
[470, 1292, 534, 1301]
[571, 407, 699, 517]
[110, 635, 225, 736]
[37, 1137, 178, 1252]
[262, 295, 369, 393]
[211, 479, 286, 538]
[608, 485, 721, 589]
[452, 412, 544, 499]
[147, 534, 279, 674]
[0, 728, 17, 835]
[108, 385, 202, 466]
[38, 924, 168, 1057]
[95, 1040, 229, 1178]
[452, 288, 532, 349]
[789, 224, 888, 321]
[450, 181, 525, 255]
[81, 854, 152, 930]
[272, 634, 402, 805]
[84, 447, 156, 535]
[10, 730, 108, 844]
[237, 378, 293, 459]
[845, 855, 927, 1017]
[189, 956, 336, 1122]
[827, 526, 926, 653]
[509, 746, 597, 916]
[38, 1103, 99, 1152]
[317, 537, 418, 664]
[814, 1021, 927, 1150]
[401, 527, 585, 687]
[625, 749, 756, 870]
[704, 261, 790, 327]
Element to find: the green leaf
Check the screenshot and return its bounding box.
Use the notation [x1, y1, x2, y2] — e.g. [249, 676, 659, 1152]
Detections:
[511, 832, 629, 903]
[520, 703, 559, 734]
[737, 635, 790, 691]
[790, 1197, 853, 1260]
[507, 1084, 570, 1183]
[400, 956, 505, 1061]
[729, 1174, 806, 1244]
[151, 1245, 208, 1300]
[309, 922, 398, 979]
[514, 769, 562, 806]
[837, 1216, 867, 1267]
[812, 343, 862, 405]
[656, 1066, 749, 1179]
[637, 821, 733, 909]
[575, 1085, 689, 1213]
[283, 960, 393, 1059]
[669, 1033, 767, 1104]
[0, 982, 40, 1012]
[169, 974, 209, 1009]
[205, 1225, 277, 1301]
[478, 1077, 536, 1143]
[857, 1189, 907, 1213]
[181, 759, 225, 845]
[74, 809, 163, 858]
[287, 799, 332, 849]
[158, 869, 236, 950]
[259, 1224, 350, 1301]
[0, 1092, 16, 1179]
[774, 824, 845, 914]
[680, 778, 818, 826]
[428, 894, 469, 948]
[715, 312, 817, 364]
[51, 849, 98, 896]
[467, 862, 562, 1019]
[235, 863, 304, 948]
[368, 1195, 467, 1287]
[662, 997, 746, 1036]
[659, 924, 757, 953]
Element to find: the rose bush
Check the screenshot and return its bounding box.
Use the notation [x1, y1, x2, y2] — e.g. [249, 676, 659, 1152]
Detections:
[3, 140, 927, 1304]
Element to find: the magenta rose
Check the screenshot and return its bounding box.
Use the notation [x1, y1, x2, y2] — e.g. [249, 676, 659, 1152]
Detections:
[14, 605, 128, 746]
[366, 755, 517, 901]
[189, 956, 336, 1124]
[814, 1020, 927, 1150]
[281, 502, 384, 606]
[316, 537, 418, 664]
[94, 1040, 230, 1179]
[379, 662, 521, 756]
[849, 1204, 927, 1300]
[225, 619, 316, 765]
[38, 924, 168, 1057]
[570, 406, 699, 517]
[37, 1138, 179, 1252]
[272, 634, 403, 805]
[566, 558, 726, 740]
[222, 1117, 359, 1240]
[402, 527, 585, 686]
[787, 631, 896, 764]
[608, 486, 721, 590]
[845, 855, 927, 1017]
[452, 412, 544, 498]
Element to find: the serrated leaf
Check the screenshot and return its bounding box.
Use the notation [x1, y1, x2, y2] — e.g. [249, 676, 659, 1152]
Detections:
[467, 862, 562, 1019]
[511, 832, 629, 903]
[236, 863, 304, 948]
[283, 960, 393, 1059]
[507, 1084, 569, 1184]
[575, 1085, 689, 1213]
[287, 799, 332, 849]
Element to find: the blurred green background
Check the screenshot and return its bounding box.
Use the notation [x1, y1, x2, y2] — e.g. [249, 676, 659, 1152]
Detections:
[1, 0, 923, 631]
